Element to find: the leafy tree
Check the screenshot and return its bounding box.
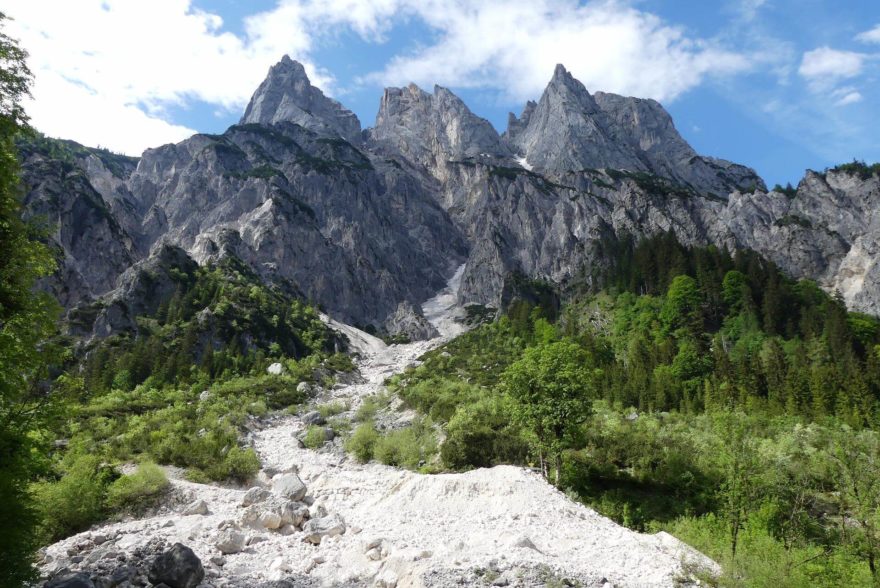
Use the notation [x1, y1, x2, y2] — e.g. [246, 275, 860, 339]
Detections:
[0, 12, 60, 586]
[831, 430, 880, 586]
[503, 340, 598, 485]
[660, 274, 703, 336]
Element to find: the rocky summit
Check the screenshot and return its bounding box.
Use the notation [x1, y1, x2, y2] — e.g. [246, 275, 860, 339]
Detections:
[19, 56, 880, 341]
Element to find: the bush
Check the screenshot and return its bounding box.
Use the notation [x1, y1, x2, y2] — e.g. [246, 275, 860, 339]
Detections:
[34, 455, 114, 542]
[214, 446, 260, 483]
[317, 401, 347, 418]
[373, 419, 437, 470]
[105, 461, 168, 512]
[346, 422, 379, 462]
[441, 396, 528, 469]
[302, 425, 329, 449]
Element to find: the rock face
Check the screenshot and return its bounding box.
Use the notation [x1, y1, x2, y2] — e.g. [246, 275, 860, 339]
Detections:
[369, 83, 511, 175]
[240, 55, 362, 142]
[19, 57, 880, 333]
[384, 301, 440, 341]
[503, 64, 765, 196]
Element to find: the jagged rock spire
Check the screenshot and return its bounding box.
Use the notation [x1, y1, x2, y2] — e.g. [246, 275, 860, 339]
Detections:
[240, 55, 361, 142]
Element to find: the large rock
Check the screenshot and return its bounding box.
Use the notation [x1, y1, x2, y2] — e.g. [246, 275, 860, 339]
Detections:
[45, 573, 95, 588]
[242, 486, 272, 506]
[148, 543, 205, 588]
[302, 514, 346, 544]
[272, 473, 307, 501]
[215, 529, 246, 555]
[383, 301, 439, 341]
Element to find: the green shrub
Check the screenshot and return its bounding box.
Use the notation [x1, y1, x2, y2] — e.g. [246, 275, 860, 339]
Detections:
[317, 401, 348, 418]
[33, 455, 113, 542]
[216, 446, 261, 482]
[324, 352, 356, 372]
[373, 419, 437, 470]
[303, 425, 329, 449]
[354, 395, 386, 422]
[346, 422, 379, 462]
[441, 396, 528, 469]
[105, 461, 168, 511]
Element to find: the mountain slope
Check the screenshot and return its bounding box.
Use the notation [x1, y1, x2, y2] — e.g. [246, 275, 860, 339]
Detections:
[19, 56, 880, 342]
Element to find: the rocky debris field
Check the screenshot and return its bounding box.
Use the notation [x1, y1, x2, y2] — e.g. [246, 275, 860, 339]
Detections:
[38, 268, 717, 588]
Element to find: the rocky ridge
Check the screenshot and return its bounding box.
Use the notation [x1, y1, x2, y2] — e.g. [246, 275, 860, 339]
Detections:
[19, 56, 880, 342]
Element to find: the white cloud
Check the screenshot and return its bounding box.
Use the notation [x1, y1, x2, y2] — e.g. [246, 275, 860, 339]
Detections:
[856, 24, 880, 44]
[360, 0, 751, 103]
[835, 91, 863, 106]
[798, 47, 866, 90]
[831, 87, 863, 107]
[5, 0, 323, 154]
[5, 0, 755, 154]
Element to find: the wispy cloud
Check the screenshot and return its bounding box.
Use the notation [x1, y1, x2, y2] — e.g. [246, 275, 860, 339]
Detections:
[798, 47, 866, 88]
[856, 24, 880, 44]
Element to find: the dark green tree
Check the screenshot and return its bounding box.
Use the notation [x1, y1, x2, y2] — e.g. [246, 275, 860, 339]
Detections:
[0, 13, 60, 586]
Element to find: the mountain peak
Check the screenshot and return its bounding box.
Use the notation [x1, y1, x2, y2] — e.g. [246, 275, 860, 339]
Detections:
[240, 55, 361, 141]
[371, 83, 509, 172]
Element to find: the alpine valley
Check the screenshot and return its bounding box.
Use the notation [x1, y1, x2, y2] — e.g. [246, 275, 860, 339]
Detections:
[12, 53, 880, 588]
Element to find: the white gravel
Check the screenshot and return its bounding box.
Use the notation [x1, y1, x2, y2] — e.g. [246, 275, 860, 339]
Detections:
[40, 266, 717, 587]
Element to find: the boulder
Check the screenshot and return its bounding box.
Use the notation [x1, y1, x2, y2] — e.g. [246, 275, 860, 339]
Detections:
[258, 510, 283, 530]
[181, 499, 209, 516]
[215, 529, 246, 554]
[296, 381, 312, 394]
[267, 362, 284, 375]
[45, 573, 95, 588]
[302, 514, 346, 544]
[272, 473, 307, 501]
[148, 543, 205, 588]
[242, 486, 272, 506]
[301, 410, 325, 425]
[279, 501, 309, 527]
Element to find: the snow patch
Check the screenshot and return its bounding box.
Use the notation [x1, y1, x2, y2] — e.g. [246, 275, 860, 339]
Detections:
[515, 155, 533, 171]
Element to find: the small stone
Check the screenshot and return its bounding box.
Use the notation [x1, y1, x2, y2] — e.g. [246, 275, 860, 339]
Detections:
[366, 548, 382, 561]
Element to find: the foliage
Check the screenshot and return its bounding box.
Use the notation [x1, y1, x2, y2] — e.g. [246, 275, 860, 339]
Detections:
[105, 461, 168, 512]
[503, 340, 598, 484]
[346, 422, 379, 463]
[32, 455, 114, 543]
[302, 425, 330, 449]
[385, 231, 880, 584]
[372, 418, 438, 470]
[830, 160, 880, 181]
[0, 12, 62, 586]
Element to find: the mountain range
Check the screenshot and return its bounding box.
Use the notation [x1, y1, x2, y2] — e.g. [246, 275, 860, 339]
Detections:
[19, 55, 880, 341]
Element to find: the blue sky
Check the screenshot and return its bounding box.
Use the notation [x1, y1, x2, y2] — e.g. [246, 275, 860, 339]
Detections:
[7, 0, 880, 188]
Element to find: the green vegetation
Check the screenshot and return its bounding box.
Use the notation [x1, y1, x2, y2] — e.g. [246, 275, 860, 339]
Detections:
[772, 182, 798, 198]
[104, 461, 169, 512]
[376, 231, 880, 586]
[830, 160, 880, 181]
[0, 13, 62, 585]
[14, 249, 351, 558]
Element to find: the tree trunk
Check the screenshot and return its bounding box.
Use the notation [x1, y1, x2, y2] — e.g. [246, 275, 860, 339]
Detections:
[554, 452, 562, 487]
